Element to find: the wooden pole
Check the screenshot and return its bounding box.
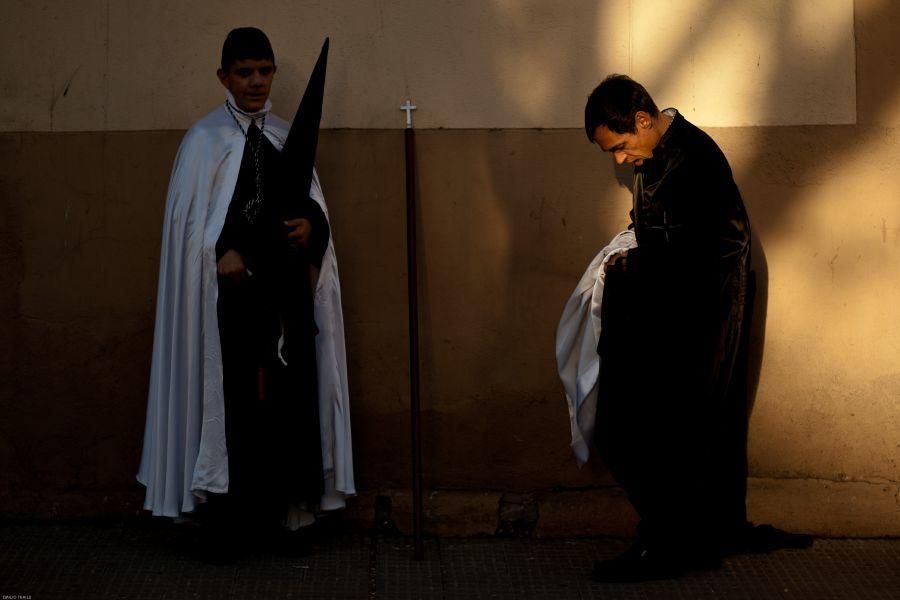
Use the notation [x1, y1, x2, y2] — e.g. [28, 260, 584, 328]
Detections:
[401, 100, 424, 561]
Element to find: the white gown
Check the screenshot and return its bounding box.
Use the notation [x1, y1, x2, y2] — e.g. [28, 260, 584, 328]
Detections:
[137, 93, 355, 517]
[555, 231, 636, 466]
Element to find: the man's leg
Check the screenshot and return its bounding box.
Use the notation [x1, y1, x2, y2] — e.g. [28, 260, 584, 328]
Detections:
[593, 267, 721, 581]
[200, 275, 268, 562]
[262, 251, 325, 508]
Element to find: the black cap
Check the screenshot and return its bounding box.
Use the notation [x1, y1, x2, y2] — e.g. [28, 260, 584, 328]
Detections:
[221, 27, 275, 71]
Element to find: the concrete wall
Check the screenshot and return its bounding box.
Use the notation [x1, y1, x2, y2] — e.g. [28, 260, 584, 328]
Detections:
[1, 0, 898, 536]
[1, 0, 854, 130]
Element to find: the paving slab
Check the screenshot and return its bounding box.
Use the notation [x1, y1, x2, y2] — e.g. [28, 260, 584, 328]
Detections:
[0, 523, 897, 599]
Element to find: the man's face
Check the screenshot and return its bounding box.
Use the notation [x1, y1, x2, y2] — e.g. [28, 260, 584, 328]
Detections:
[217, 58, 276, 113]
[592, 111, 658, 166]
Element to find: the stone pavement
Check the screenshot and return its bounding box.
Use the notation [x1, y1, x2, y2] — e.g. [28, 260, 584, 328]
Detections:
[1, 522, 898, 599]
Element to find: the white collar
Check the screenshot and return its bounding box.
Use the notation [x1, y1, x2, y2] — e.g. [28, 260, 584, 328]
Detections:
[224, 90, 272, 128]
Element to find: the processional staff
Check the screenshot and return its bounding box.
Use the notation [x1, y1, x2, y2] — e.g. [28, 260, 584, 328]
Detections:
[400, 98, 424, 561]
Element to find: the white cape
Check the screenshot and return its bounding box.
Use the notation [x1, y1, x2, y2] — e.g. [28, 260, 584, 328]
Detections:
[137, 96, 355, 517]
[555, 230, 636, 466]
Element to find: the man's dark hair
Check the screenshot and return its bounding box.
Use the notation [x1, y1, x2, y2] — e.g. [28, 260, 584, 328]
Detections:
[584, 74, 659, 141]
[221, 27, 275, 71]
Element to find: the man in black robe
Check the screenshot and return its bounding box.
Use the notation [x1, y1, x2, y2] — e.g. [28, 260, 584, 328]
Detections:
[206, 27, 328, 554]
[584, 74, 810, 582]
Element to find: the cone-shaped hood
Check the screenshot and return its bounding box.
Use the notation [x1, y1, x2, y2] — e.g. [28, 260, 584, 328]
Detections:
[281, 37, 328, 208]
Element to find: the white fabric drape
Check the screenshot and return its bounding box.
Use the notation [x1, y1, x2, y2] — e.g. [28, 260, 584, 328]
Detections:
[555, 231, 636, 466]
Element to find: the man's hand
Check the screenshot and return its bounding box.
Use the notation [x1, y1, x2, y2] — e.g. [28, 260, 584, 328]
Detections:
[604, 252, 628, 273]
[217, 249, 248, 283]
[285, 218, 312, 248]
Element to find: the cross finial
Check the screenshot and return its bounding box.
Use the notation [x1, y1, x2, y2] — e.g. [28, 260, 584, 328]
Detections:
[400, 99, 417, 129]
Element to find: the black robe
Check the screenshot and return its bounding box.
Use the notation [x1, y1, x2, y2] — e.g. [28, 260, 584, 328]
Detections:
[595, 110, 753, 555]
[214, 123, 330, 522]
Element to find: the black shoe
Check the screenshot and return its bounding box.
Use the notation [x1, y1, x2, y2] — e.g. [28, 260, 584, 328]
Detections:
[270, 526, 317, 557]
[591, 538, 724, 584]
[590, 544, 686, 583]
[196, 527, 239, 565]
[724, 523, 814, 555]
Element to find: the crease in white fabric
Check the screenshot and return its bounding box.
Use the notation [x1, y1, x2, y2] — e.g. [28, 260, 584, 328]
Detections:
[555, 230, 636, 466]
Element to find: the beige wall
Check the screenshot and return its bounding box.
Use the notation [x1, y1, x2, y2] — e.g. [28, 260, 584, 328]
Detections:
[2, 0, 854, 131]
[1, 0, 898, 535]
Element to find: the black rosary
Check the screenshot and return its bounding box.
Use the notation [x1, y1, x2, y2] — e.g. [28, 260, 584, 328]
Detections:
[225, 99, 267, 224]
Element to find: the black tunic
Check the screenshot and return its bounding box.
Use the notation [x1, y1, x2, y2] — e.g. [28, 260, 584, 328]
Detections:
[595, 110, 753, 555]
[214, 123, 330, 520]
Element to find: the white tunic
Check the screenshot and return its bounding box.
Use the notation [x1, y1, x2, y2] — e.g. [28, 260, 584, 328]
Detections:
[555, 231, 636, 466]
[137, 93, 355, 517]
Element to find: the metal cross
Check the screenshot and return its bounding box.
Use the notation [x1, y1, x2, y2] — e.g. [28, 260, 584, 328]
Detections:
[400, 99, 417, 129]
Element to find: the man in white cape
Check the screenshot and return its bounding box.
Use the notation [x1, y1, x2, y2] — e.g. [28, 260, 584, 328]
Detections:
[137, 28, 354, 534]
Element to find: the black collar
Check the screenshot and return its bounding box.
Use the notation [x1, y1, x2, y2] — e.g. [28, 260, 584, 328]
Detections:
[652, 108, 682, 156]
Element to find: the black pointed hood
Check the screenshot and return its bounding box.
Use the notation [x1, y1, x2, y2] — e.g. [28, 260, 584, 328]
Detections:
[281, 37, 328, 209]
